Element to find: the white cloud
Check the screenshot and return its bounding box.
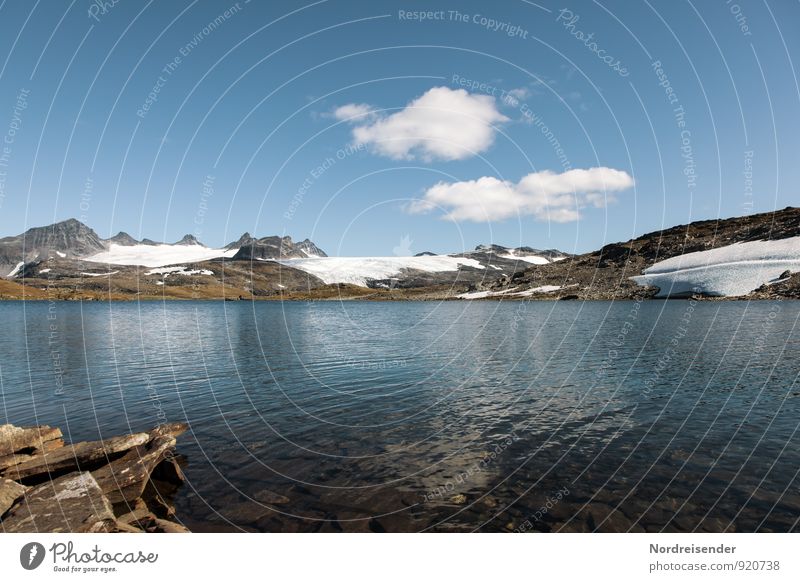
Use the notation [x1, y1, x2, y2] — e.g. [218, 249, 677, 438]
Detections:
[407, 167, 634, 222]
[332, 103, 375, 121]
[336, 86, 508, 161]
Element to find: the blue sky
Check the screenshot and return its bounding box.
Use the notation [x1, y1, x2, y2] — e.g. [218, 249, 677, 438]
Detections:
[0, 0, 797, 256]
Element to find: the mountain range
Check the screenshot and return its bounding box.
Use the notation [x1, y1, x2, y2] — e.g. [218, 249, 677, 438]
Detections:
[0, 208, 798, 301]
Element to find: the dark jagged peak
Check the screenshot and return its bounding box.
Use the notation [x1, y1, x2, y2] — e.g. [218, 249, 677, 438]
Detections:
[511, 247, 570, 261]
[106, 231, 139, 246]
[174, 234, 204, 246]
[224, 232, 254, 251]
[414, 251, 437, 256]
[472, 244, 509, 254]
[231, 235, 326, 261]
[140, 238, 159, 246]
[466, 244, 569, 262]
[295, 238, 327, 258]
[4, 218, 105, 257]
[0, 219, 107, 276]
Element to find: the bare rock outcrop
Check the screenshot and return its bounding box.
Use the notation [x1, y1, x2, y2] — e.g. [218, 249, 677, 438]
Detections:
[0, 422, 190, 533]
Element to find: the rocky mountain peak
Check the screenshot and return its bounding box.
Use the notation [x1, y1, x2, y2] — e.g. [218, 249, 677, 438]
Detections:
[174, 234, 203, 246]
[106, 232, 139, 246]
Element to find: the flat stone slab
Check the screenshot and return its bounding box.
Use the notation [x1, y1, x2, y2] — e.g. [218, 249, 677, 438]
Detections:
[93, 435, 177, 505]
[1, 432, 150, 481]
[148, 423, 189, 440]
[1, 472, 115, 532]
[0, 424, 63, 456]
[0, 478, 28, 516]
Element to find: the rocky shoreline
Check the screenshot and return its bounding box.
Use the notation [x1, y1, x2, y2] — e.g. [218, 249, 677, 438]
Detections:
[0, 422, 190, 533]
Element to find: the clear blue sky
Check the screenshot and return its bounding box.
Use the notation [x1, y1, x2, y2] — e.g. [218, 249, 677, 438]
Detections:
[0, 0, 797, 256]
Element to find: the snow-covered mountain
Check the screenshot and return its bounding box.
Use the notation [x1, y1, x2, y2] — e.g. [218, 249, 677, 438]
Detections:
[276, 255, 485, 287]
[0, 220, 330, 274]
[273, 244, 568, 287]
[1, 220, 569, 290]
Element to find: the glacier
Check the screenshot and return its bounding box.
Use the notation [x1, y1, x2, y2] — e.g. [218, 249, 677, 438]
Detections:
[276, 256, 485, 286]
[84, 243, 238, 268]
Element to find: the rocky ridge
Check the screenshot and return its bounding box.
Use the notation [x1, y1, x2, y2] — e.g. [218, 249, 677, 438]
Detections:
[476, 207, 800, 300]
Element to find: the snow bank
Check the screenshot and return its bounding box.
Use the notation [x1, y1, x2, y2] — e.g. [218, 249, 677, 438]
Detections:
[631, 236, 800, 297]
[513, 285, 563, 296]
[6, 262, 24, 277]
[80, 271, 119, 277]
[84, 243, 237, 268]
[277, 256, 485, 286]
[497, 253, 550, 265]
[458, 285, 563, 299]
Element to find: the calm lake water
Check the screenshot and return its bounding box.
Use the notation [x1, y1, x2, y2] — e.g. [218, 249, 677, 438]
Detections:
[1, 299, 798, 532]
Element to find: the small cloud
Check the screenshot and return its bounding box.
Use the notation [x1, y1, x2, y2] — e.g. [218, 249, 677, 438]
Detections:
[335, 86, 508, 162]
[407, 167, 634, 223]
[332, 103, 376, 121]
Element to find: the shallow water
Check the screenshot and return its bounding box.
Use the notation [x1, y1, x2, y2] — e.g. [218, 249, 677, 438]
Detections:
[1, 299, 798, 532]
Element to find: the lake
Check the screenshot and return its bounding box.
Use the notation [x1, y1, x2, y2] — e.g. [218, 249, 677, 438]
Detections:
[1, 299, 798, 532]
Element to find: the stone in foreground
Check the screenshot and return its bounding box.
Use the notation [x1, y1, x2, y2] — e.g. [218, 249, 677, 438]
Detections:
[0, 478, 28, 516]
[93, 435, 177, 505]
[1, 472, 115, 532]
[0, 424, 63, 456]
[2, 432, 150, 481]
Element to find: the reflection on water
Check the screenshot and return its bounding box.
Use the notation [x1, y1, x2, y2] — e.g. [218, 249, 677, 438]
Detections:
[1, 299, 798, 532]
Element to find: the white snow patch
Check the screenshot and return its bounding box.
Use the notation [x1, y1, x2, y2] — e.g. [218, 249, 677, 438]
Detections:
[498, 253, 550, 265]
[56, 251, 66, 258]
[84, 243, 237, 268]
[512, 285, 563, 296]
[7, 262, 24, 277]
[459, 284, 567, 299]
[156, 281, 164, 286]
[631, 236, 800, 297]
[80, 271, 119, 277]
[277, 256, 485, 286]
[458, 290, 493, 299]
[458, 287, 525, 299]
[39, 268, 51, 274]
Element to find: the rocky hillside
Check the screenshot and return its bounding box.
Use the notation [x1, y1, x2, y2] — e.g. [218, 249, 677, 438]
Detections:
[474, 207, 800, 300]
